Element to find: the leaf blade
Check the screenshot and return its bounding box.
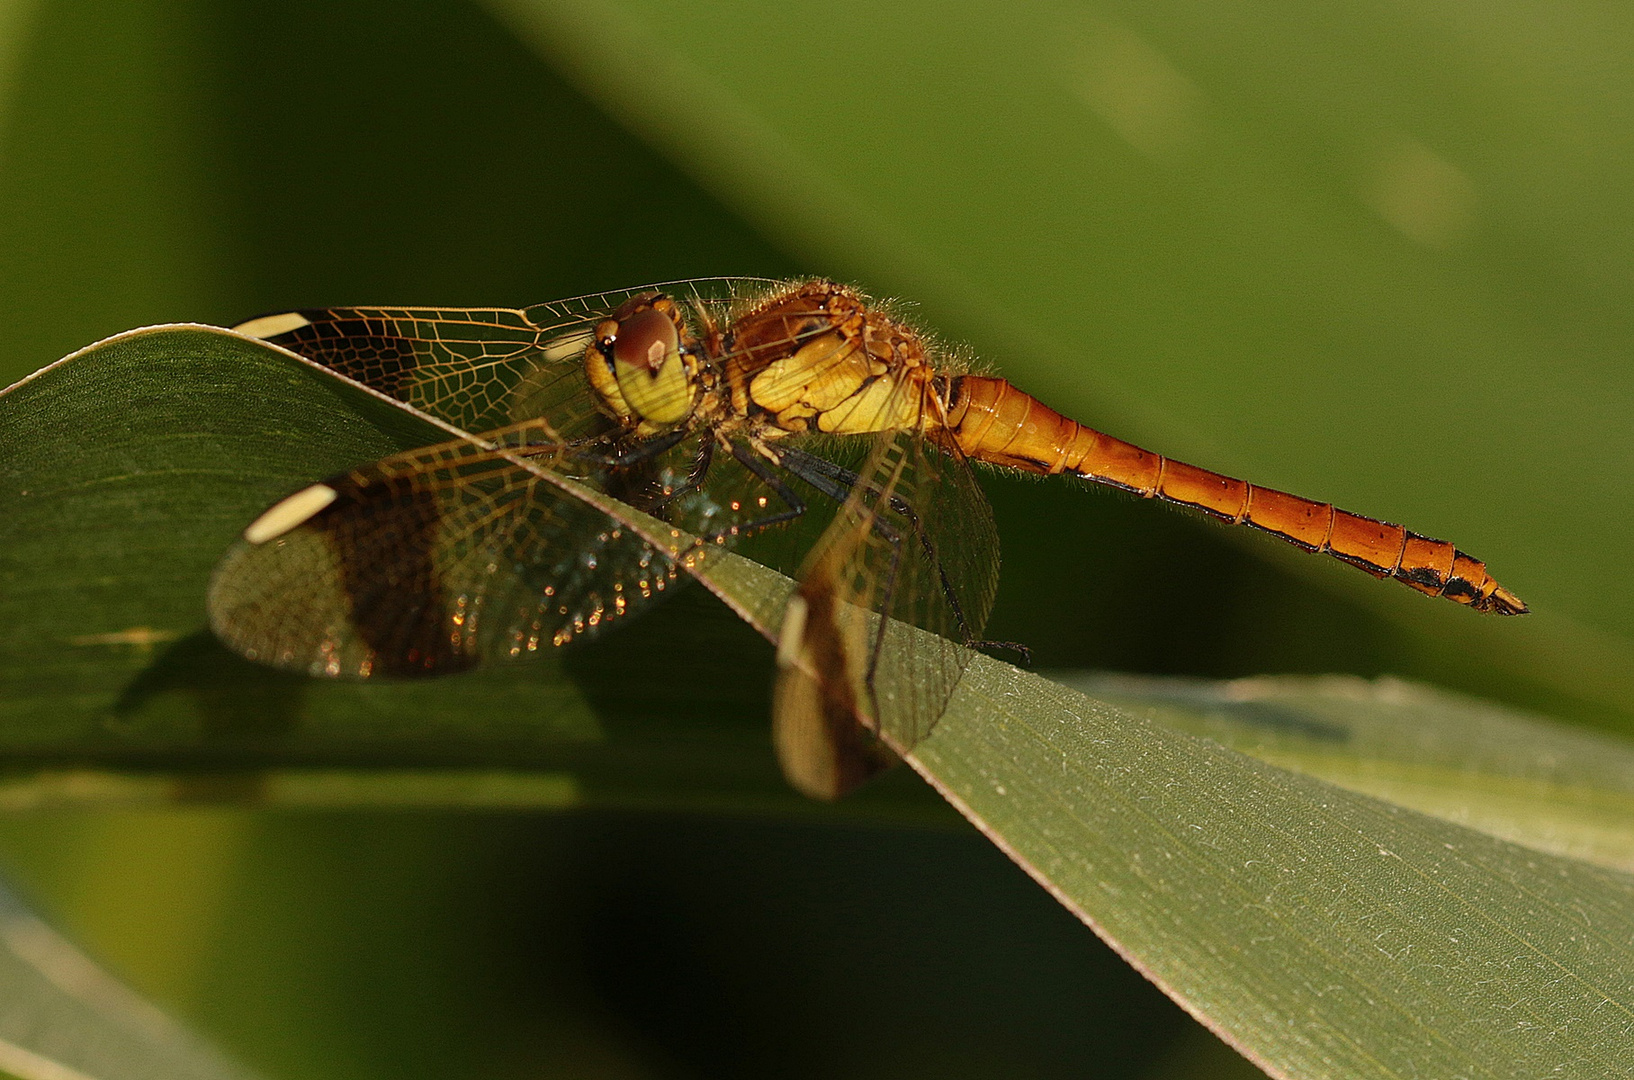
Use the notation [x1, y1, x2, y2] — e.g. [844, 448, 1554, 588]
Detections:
[910, 658, 1634, 1080]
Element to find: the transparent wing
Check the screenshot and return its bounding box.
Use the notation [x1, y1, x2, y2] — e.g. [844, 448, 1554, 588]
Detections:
[209, 416, 813, 679]
[233, 277, 782, 434]
[771, 418, 1001, 799]
[210, 420, 677, 677]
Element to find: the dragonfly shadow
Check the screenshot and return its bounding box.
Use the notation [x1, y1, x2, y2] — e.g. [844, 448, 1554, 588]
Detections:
[113, 628, 307, 744]
[1202, 700, 1351, 744]
[1070, 674, 1353, 745]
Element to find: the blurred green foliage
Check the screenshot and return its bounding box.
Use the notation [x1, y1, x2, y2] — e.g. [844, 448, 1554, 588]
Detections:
[0, 0, 1630, 1077]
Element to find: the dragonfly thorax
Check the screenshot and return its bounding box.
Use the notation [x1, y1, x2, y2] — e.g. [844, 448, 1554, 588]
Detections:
[584, 292, 701, 432]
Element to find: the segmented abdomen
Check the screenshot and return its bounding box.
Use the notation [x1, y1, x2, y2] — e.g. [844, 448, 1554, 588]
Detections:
[941, 376, 1526, 615]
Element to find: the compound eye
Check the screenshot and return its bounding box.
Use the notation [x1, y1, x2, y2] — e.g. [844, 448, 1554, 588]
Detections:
[612, 307, 680, 373]
[608, 304, 693, 426]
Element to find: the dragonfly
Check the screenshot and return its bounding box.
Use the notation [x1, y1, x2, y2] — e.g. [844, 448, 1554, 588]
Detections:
[209, 278, 1527, 799]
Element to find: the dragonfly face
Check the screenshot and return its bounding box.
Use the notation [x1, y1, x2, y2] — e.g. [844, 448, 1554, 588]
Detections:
[211, 278, 1525, 800]
[584, 292, 700, 432]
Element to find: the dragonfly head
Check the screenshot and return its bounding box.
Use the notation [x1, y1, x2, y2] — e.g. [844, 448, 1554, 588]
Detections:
[586, 292, 699, 430]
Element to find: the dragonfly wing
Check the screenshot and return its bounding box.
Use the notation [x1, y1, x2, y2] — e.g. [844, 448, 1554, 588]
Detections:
[772, 426, 1001, 798]
[234, 279, 786, 435]
[210, 413, 823, 678]
[235, 305, 586, 435]
[772, 576, 900, 800]
[208, 420, 699, 678]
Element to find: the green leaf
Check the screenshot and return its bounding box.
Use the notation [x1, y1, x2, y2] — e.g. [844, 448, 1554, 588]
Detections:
[910, 660, 1634, 1080]
[0, 875, 255, 1080]
[7, 326, 1634, 1078]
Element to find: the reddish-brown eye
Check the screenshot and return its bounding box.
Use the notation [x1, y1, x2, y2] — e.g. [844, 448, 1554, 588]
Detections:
[612, 307, 679, 374]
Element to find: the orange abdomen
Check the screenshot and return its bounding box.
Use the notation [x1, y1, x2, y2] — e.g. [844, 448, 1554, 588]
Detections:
[941, 376, 1526, 615]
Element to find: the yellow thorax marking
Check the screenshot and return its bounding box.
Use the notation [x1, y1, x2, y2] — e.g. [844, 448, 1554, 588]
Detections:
[816, 372, 923, 434]
[748, 329, 923, 434]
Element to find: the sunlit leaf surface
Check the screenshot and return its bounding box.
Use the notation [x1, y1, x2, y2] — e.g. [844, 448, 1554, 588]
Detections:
[909, 660, 1634, 1080]
[1069, 671, 1634, 875]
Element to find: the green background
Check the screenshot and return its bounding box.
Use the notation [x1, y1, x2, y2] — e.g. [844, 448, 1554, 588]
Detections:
[0, 0, 1629, 1076]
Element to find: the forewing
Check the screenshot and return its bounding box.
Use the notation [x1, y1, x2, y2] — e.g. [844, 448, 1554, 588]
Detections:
[208, 420, 699, 678]
[234, 305, 583, 435]
[234, 278, 781, 435]
[773, 425, 1001, 798]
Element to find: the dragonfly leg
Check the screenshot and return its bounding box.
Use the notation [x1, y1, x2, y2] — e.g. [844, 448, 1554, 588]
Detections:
[550, 425, 691, 468]
[860, 512, 905, 699]
[651, 440, 816, 573]
[974, 640, 1032, 666]
[705, 443, 808, 543]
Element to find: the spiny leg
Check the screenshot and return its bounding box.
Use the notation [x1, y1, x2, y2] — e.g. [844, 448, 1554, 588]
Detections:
[710, 442, 809, 542]
[546, 424, 691, 469]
